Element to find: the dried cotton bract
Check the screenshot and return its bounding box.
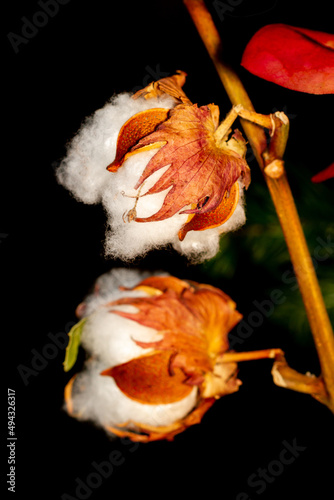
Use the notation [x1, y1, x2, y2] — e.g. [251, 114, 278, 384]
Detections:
[64, 269, 243, 442]
[57, 71, 250, 261]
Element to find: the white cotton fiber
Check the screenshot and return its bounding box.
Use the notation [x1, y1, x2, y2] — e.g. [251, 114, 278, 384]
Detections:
[66, 268, 198, 432]
[102, 151, 191, 260]
[56, 93, 175, 204]
[77, 268, 165, 367]
[57, 92, 247, 262]
[70, 358, 198, 429]
[81, 308, 162, 368]
[76, 267, 159, 317]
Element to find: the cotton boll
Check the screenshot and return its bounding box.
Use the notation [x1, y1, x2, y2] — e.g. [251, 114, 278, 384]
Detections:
[64, 269, 244, 440]
[57, 90, 248, 262]
[66, 268, 199, 432]
[70, 358, 198, 430]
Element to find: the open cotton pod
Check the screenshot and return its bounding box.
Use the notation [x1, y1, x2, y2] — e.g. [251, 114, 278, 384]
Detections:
[56, 71, 250, 262]
[64, 269, 285, 441]
[63, 269, 244, 442]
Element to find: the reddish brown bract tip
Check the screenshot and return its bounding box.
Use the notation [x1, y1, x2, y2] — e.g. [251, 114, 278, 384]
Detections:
[106, 108, 169, 172]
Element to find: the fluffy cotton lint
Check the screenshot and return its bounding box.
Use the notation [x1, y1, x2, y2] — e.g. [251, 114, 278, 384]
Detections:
[57, 93, 247, 261]
[66, 269, 198, 432]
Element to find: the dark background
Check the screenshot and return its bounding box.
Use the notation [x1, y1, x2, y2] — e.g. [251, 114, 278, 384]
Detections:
[3, 1, 334, 499]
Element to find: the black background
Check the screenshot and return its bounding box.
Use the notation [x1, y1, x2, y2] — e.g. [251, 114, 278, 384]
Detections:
[3, 1, 334, 499]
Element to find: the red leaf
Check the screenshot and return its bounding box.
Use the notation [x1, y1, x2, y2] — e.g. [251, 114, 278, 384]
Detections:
[241, 24, 334, 94]
[311, 163, 334, 183]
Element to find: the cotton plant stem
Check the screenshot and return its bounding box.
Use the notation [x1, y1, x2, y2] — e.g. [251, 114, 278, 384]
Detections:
[183, 0, 267, 167]
[264, 161, 334, 411]
[220, 348, 284, 363]
[184, 0, 334, 411]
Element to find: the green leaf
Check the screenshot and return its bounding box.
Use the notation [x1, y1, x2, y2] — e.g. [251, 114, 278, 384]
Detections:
[63, 318, 87, 372]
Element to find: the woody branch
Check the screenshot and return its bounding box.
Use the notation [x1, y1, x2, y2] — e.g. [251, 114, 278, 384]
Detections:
[184, 0, 334, 412]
